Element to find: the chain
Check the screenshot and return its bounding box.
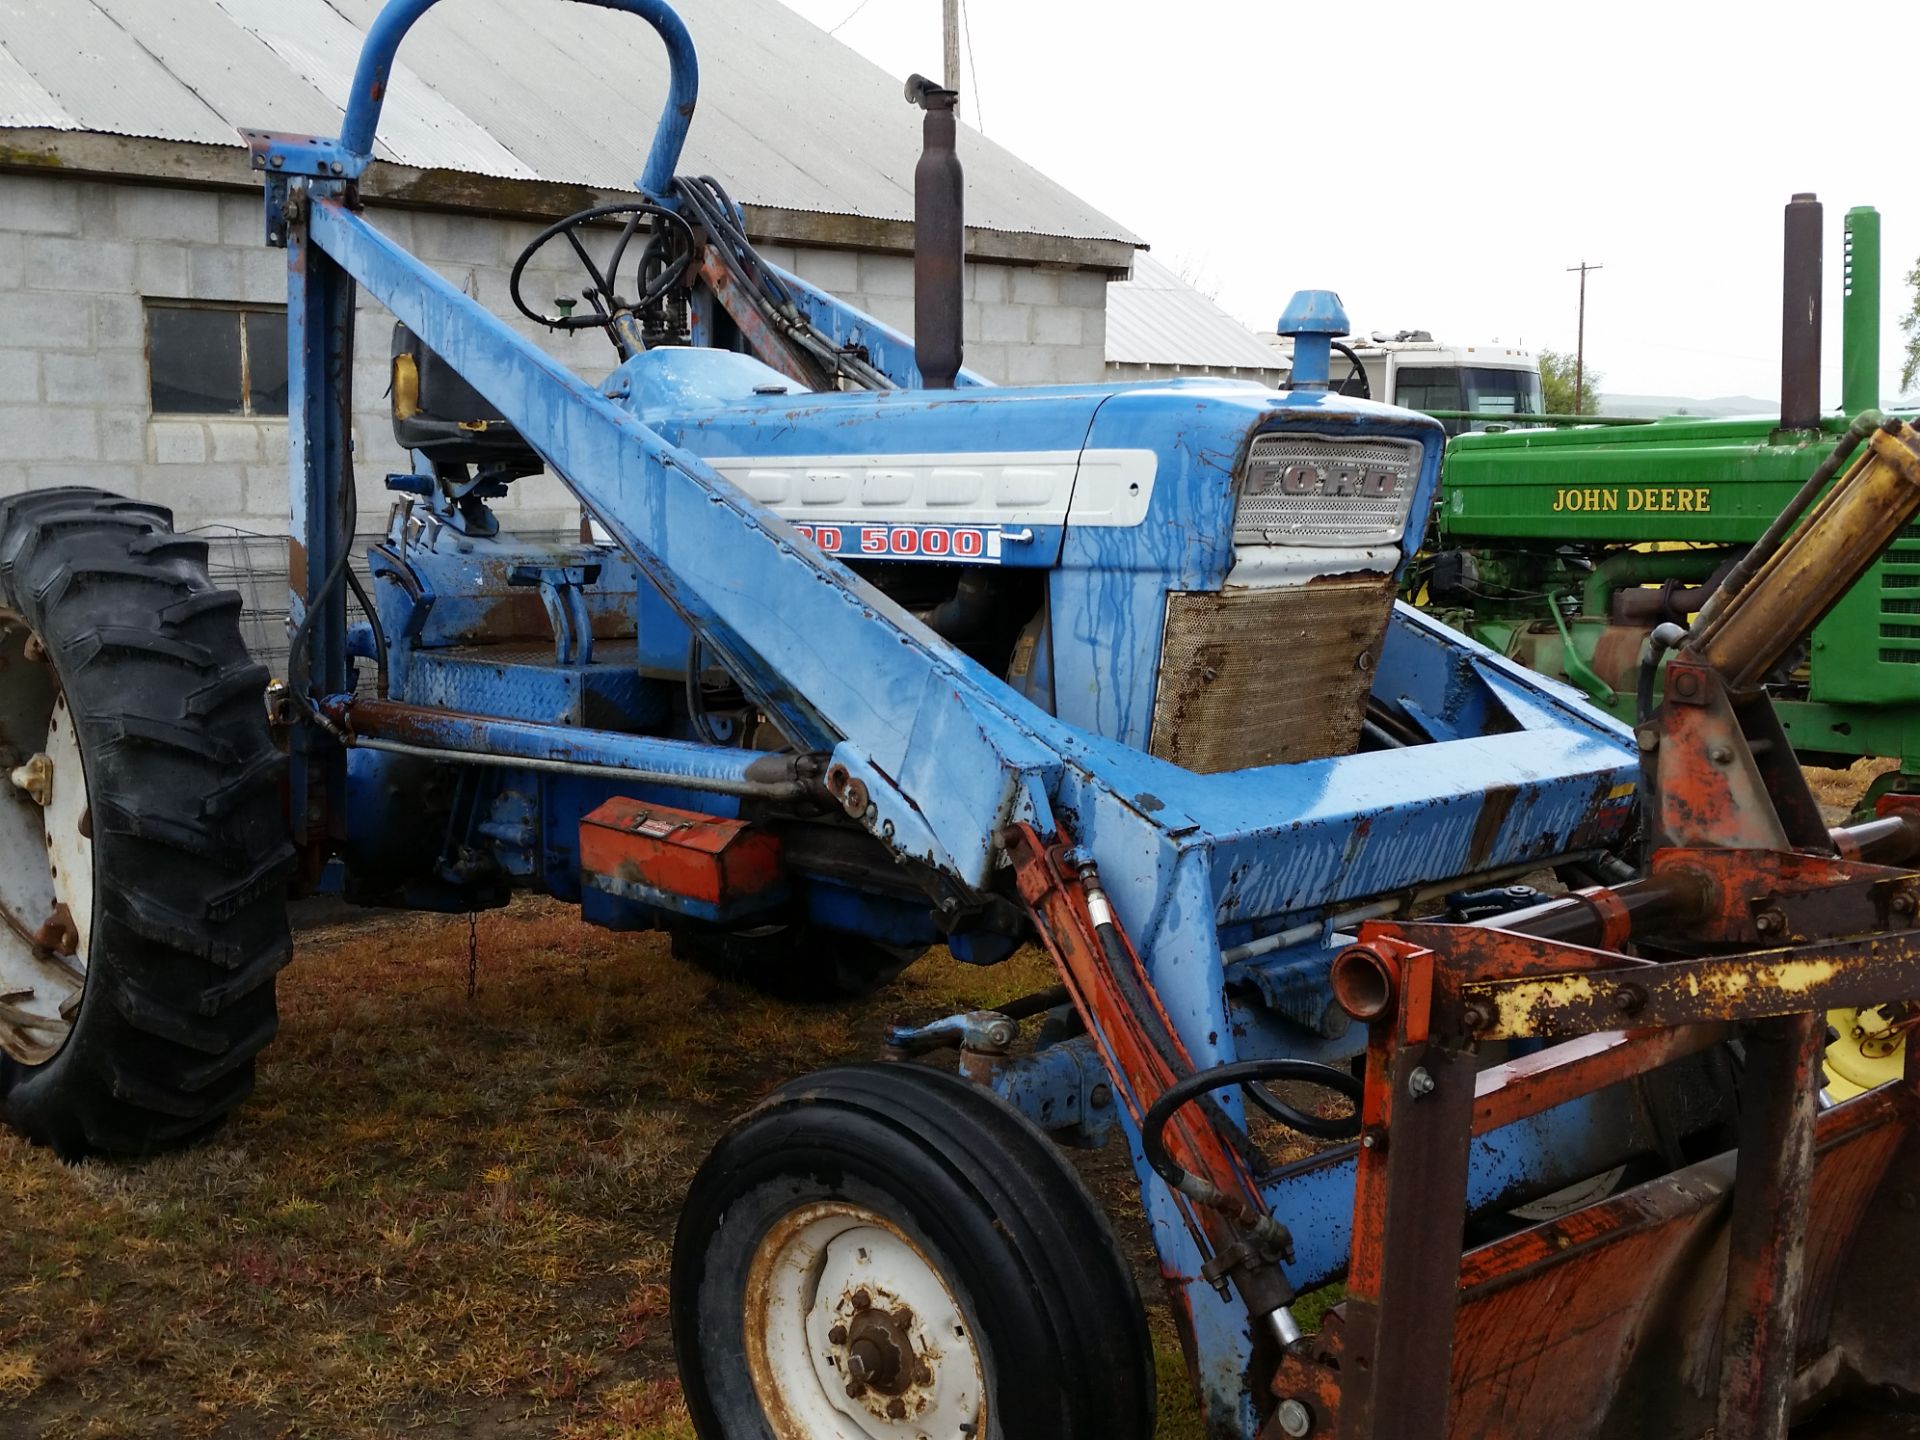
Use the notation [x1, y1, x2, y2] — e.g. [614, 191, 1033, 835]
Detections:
[466, 911, 479, 999]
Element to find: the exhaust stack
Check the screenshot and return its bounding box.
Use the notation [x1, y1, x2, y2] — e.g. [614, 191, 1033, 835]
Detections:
[1843, 205, 1881, 416]
[905, 73, 963, 389]
[1781, 192, 1823, 431]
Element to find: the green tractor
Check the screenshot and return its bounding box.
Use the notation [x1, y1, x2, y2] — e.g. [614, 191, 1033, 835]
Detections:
[1426, 198, 1911, 790]
[1422, 195, 1917, 1098]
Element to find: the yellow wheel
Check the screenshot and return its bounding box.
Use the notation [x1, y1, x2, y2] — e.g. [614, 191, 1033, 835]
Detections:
[1823, 1006, 1911, 1102]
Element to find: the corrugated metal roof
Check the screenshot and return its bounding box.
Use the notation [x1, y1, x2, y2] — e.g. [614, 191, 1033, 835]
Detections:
[0, 0, 1137, 245]
[1106, 252, 1283, 371]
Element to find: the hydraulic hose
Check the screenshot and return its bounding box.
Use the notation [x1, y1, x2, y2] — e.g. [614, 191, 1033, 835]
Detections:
[1636, 621, 1688, 723]
[675, 174, 894, 391]
[1140, 1059, 1363, 1201]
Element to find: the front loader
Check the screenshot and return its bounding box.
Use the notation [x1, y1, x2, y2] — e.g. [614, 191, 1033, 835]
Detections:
[0, 2, 1916, 1437]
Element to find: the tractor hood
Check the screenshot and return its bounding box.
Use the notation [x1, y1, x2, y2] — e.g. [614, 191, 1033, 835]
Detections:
[605, 347, 1448, 583]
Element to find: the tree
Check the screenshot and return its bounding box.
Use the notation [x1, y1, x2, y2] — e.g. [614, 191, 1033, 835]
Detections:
[1901, 254, 1920, 396]
[1539, 348, 1603, 415]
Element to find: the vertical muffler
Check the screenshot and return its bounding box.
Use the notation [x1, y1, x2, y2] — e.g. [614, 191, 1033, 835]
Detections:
[905, 73, 963, 389]
[1781, 192, 1822, 431]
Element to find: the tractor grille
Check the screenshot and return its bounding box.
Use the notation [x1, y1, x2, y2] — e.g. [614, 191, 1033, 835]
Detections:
[1234, 433, 1423, 547]
[1148, 576, 1396, 774]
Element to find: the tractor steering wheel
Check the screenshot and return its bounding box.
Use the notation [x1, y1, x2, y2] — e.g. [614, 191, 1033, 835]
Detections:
[1329, 340, 1371, 400]
[508, 201, 696, 337]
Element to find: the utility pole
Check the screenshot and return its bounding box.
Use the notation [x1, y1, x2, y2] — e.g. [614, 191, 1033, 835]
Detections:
[943, 0, 961, 109]
[1566, 260, 1602, 415]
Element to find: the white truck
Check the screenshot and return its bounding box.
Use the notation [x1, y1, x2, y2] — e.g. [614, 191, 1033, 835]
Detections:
[1268, 329, 1544, 435]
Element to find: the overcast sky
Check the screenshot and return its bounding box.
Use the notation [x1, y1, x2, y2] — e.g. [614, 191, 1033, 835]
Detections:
[778, 0, 1915, 405]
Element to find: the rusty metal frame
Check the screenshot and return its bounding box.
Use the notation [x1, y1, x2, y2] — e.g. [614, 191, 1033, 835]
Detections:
[1458, 932, 1920, 1039]
[1289, 901, 1920, 1440]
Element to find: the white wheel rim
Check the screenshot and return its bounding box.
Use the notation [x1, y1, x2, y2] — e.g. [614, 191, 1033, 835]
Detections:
[0, 610, 93, 1063]
[744, 1201, 987, 1440]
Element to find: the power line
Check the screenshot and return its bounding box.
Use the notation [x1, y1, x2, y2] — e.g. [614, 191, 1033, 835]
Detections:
[827, 0, 873, 35]
[960, 0, 983, 132]
[1566, 260, 1603, 415]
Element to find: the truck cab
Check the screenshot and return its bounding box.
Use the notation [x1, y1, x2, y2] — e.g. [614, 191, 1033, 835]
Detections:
[1273, 330, 1543, 433]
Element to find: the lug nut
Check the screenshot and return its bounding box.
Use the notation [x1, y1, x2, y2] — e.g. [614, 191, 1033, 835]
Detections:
[845, 1379, 867, 1399]
[9, 752, 52, 807]
[828, 1324, 848, 1345]
[851, 1289, 871, 1312]
[886, 1398, 907, 1420]
[1406, 1066, 1436, 1099]
[912, 1361, 933, 1385]
[892, 1306, 914, 1329]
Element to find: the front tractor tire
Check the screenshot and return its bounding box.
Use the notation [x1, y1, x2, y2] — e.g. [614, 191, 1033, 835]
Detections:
[672, 1064, 1156, 1440]
[0, 489, 292, 1158]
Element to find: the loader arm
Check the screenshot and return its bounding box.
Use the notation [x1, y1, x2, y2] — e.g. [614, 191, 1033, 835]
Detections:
[299, 195, 1063, 890]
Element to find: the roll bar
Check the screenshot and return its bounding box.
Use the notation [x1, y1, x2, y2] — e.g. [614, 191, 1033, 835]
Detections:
[337, 0, 699, 196]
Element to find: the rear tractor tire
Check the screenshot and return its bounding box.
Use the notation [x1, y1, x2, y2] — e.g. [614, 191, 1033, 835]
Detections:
[0, 488, 293, 1157]
[672, 1063, 1156, 1440]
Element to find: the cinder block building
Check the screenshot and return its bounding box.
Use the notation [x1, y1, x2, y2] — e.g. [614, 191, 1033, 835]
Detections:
[0, 0, 1138, 547]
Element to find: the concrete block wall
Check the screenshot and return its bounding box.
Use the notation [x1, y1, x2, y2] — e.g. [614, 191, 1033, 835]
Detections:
[0, 171, 1112, 540]
[753, 246, 1109, 390]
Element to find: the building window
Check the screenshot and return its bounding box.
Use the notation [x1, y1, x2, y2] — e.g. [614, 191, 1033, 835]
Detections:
[146, 301, 289, 417]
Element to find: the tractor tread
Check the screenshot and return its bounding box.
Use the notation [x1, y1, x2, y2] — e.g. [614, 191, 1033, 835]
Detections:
[0, 490, 292, 1160]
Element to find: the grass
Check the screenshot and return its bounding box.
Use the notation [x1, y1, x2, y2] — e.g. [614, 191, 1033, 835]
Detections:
[1805, 755, 1899, 820]
[0, 900, 1205, 1439]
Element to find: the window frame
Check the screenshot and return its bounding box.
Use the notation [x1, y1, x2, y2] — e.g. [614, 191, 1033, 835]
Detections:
[144, 298, 290, 420]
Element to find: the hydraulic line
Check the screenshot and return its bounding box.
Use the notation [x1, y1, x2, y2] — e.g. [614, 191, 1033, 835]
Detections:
[1636, 621, 1688, 723]
[675, 174, 895, 391]
[1141, 1060, 1364, 1204]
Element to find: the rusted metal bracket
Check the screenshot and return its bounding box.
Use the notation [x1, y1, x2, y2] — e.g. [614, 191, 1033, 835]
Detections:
[1459, 931, 1920, 1039]
[1325, 938, 1477, 1440]
[1643, 846, 1920, 946]
[1716, 1012, 1823, 1437]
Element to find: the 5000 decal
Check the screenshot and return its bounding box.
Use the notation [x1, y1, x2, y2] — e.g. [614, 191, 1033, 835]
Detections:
[791, 523, 1029, 562]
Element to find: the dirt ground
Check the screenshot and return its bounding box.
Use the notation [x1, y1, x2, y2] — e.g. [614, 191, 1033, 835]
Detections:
[0, 756, 1906, 1439]
[0, 902, 1206, 1440]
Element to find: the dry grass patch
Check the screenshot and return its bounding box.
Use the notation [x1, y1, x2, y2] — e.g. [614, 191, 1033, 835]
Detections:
[1, 898, 1206, 1438]
[1805, 756, 1899, 822]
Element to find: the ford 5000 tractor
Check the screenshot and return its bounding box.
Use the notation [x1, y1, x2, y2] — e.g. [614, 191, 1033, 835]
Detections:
[4, 5, 1920, 1438]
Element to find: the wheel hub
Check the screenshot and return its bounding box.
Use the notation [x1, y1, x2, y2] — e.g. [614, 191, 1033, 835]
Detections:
[744, 1201, 985, 1439]
[837, 1299, 925, 1398]
[0, 610, 93, 1064]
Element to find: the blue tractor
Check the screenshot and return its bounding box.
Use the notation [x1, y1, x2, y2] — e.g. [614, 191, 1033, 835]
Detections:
[4, 3, 1920, 1437]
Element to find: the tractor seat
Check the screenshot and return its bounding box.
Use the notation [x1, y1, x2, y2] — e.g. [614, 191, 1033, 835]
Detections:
[390, 323, 544, 473]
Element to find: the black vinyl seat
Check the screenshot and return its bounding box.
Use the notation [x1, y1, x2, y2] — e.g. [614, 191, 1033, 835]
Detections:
[390, 323, 544, 474]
